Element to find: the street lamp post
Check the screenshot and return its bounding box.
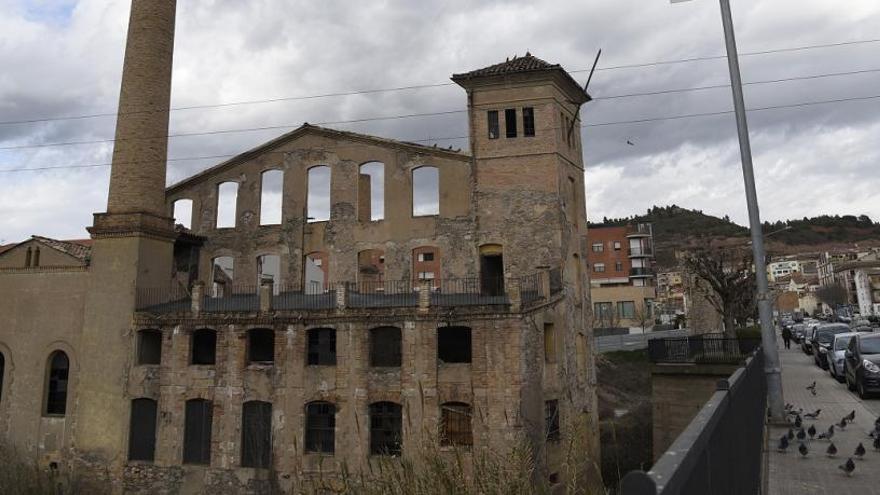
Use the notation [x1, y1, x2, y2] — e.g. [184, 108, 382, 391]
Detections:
[672, 0, 786, 422]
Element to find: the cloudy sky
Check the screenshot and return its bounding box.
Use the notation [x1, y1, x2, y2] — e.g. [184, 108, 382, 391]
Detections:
[1, 0, 879, 243]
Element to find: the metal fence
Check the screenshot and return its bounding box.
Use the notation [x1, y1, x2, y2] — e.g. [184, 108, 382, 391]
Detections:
[202, 284, 259, 312]
[648, 336, 762, 364]
[620, 350, 766, 495]
[431, 277, 508, 307]
[520, 273, 543, 307]
[135, 286, 190, 312]
[594, 329, 689, 353]
[347, 279, 418, 308]
[274, 283, 336, 310]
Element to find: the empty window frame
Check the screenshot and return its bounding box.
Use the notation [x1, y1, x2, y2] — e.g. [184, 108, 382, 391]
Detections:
[370, 326, 402, 367]
[191, 329, 217, 365]
[437, 326, 471, 364]
[137, 329, 162, 365]
[307, 166, 331, 223]
[545, 399, 560, 442]
[173, 199, 193, 230]
[260, 169, 284, 225]
[256, 254, 281, 291]
[241, 401, 272, 468]
[247, 329, 275, 364]
[128, 398, 158, 461]
[304, 252, 328, 293]
[45, 351, 69, 416]
[413, 247, 441, 288]
[479, 244, 504, 296]
[617, 301, 636, 319]
[359, 162, 385, 221]
[216, 182, 238, 228]
[358, 249, 385, 286]
[0, 352, 5, 404]
[544, 323, 556, 364]
[183, 399, 213, 465]
[440, 402, 473, 447]
[307, 328, 337, 366]
[305, 401, 336, 454]
[487, 110, 499, 139]
[505, 108, 517, 138]
[522, 107, 535, 137]
[212, 256, 234, 296]
[412, 166, 440, 217]
[369, 402, 402, 456]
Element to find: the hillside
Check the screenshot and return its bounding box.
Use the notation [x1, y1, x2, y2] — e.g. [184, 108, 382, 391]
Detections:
[592, 205, 880, 268]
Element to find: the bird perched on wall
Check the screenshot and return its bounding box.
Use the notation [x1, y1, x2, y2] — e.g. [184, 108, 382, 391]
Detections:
[805, 409, 821, 419]
[854, 443, 866, 459]
[818, 425, 835, 441]
[826, 442, 838, 457]
[845, 410, 856, 422]
[798, 443, 809, 457]
[796, 428, 806, 442]
[777, 435, 790, 453]
[839, 458, 856, 476]
[806, 381, 817, 395]
[807, 425, 817, 439]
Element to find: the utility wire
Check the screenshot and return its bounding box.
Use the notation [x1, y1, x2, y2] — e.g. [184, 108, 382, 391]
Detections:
[4, 92, 880, 174]
[0, 37, 877, 127]
[3, 66, 880, 153]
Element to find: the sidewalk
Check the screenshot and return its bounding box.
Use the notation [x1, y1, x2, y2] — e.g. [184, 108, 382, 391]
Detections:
[767, 342, 880, 494]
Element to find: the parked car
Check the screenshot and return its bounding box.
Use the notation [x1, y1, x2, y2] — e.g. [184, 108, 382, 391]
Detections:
[829, 332, 859, 382]
[844, 333, 880, 399]
[802, 325, 820, 354]
[792, 323, 807, 344]
[812, 324, 852, 369]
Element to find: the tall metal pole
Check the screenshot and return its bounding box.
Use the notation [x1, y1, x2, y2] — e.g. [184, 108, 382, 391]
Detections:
[718, 0, 785, 422]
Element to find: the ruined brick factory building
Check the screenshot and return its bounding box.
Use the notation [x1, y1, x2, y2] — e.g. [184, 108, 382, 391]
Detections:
[0, 0, 598, 492]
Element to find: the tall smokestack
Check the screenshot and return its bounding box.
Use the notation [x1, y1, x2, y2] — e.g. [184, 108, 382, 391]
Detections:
[106, 0, 177, 217]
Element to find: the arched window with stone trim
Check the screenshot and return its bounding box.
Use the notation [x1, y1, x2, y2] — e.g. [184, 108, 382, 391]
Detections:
[305, 401, 336, 454]
[216, 182, 239, 228]
[241, 400, 272, 468]
[369, 401, 402, 456]
[183, 399, 213, 465]
[370, 326, 401, 367]
[44, 351, 69, 416]
[247, 328, 274, 364]
[191, 329, 217, 365]
[307, 166, 331, 222]
[137, 329, 163, 365]
[260, 169, 284, 225]
[412, 166, 439, 217]
[358, 161, 385, 222]
[173, 198, 193, 230]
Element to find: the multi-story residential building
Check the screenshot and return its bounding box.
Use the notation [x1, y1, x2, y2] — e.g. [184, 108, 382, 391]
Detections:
[587, 223, 656, 329]
[0, 2, 597, 492]
[767, 258, 801, 282]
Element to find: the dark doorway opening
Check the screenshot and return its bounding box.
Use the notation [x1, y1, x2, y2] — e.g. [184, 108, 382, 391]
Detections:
[479, 251, 504, 296]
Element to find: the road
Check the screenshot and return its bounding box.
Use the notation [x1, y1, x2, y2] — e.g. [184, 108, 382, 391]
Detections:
[767, 340, 880, 494]
[594, 328, 687, 353]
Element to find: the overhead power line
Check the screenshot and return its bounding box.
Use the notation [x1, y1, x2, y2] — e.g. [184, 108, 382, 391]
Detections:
[4, 92, 880, 174]
[3, 65, 880, 153]
[0, 37, 877, 128]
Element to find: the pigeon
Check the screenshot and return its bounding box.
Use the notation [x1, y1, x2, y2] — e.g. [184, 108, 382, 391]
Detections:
[855, 443, 866, 459]
[626, 139, 635, 146]
[798, 443, 809, 457]
[788, 408, 804, 417]
[818, 425, 835, 441]
[787, 428, 795, 440]
[796, 428, 806, 442]
[794, 416, 803, 429]
[807, 425, 817, 439]
[838, 418, 849, 430]
[777, 435, 790, 452]
[826, 442, 838, 457]
[845, 410, 856, 422]
[806, 381, 817, 396]
[805, 409, 822, 419]
[785, 403, 794, 411]
[873, 436, 880, 451]
[839, 457, 856, 476]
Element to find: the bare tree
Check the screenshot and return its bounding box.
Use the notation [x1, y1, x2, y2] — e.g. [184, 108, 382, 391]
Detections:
[632, 302, 654, 334]
[681, 243, 756, 337]
[816, 283, 848, 313]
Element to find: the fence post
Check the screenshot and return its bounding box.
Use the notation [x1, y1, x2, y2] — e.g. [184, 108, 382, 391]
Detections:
[335, 282, 347, 312]
[418, 280, 431, 314]
[508, 277, 521, 312]
[191, 281, 204, 315]
[259, 281, 273, 313]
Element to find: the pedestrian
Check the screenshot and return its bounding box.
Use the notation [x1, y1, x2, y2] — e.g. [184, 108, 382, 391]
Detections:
[782, 325, 792, 349]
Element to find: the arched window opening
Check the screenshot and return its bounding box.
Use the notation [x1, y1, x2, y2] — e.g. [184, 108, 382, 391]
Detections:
[369, 402, 402, 456]
[260, 169, 283, 225]
[413, 246, 440, 289]
[45, 351, 69, 416]
[307, 328, 336, 366]
[370, 327, 401, 367]
[128, 398, 158, 461]
[437, 326, 471, 364]
[256, 254, 280, 293]
[358, 249, 385, 287]
[359, 162, 385, 222]
[191, 329, 217, 365]
[183, 399, 213, 465]
[304, 252, 328, 293]
[173, 199, 193, 230]
[479, 244, 504, 296]
[33, 247, 40, 267]
[241, 401, 272, 468]
[211, 256, 234, 297]
[440, 402, 473, 447]
[137, 329, 163, 365]
[307, 166, 331, 223]
[412, 166, 439, 217]
[247, 328, 275, 364]
[305, 401, 336, 454]
[216, 182, 239, 228]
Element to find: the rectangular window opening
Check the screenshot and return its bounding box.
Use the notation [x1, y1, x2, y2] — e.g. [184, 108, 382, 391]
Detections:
[523, 107, 535, 137]
[488, 110, 499, 139]
[505, 108, 517, 138]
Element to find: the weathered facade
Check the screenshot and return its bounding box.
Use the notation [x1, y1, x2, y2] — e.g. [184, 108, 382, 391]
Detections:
[0, 1, 598, 493]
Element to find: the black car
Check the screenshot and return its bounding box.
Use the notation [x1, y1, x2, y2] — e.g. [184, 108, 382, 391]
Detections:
[802, 326, 819, 354]
[812, 324, 851, 369]
[844, 333, 880, 399]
